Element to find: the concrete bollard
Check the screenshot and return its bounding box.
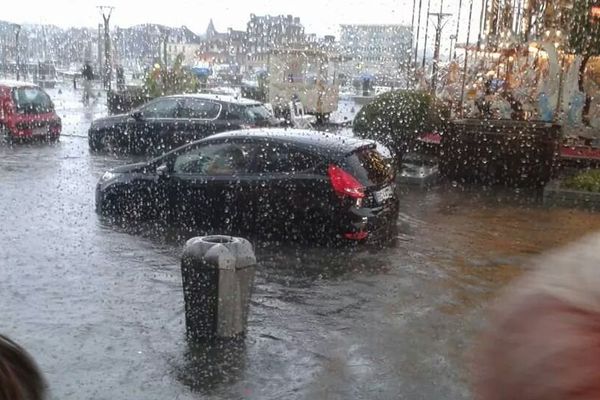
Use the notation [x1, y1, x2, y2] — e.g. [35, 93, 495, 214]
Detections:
[181, 235, 256, 343]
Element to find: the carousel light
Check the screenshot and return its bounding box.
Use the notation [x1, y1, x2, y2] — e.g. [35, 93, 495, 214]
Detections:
[509, 56, 514, 61]
[545, 30, 551, 37]
[556, 30, 562, 37]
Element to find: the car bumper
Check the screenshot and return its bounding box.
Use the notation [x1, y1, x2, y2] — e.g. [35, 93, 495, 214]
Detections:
[9, 127, 61, 139]
[338, 199, 399, 242]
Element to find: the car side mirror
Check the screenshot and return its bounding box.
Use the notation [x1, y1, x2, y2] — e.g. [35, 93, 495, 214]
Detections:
[131, 110, 143, 120]
[156, 164, 169, 177]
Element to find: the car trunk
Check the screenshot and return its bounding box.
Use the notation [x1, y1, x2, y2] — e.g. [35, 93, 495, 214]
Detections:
[341, 145, 397, 208]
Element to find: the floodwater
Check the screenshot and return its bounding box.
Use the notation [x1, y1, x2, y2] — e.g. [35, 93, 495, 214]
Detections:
[2, 86, 600, 399]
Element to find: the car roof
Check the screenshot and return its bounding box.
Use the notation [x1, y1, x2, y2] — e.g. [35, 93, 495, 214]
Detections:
[165, 93, 261, 106]
[203, 128, 375, 155]
[0, 80, 41, 89]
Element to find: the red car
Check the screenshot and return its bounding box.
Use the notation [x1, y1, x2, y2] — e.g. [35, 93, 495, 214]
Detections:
[0, 80, 61, 141]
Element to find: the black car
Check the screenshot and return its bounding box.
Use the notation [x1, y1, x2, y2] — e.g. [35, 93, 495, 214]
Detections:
[88, 93, 277, 154]
[96, 129, 399, 244]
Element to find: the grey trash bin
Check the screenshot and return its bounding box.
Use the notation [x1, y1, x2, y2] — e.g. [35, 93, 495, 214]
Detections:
[181, 235, 256, 342]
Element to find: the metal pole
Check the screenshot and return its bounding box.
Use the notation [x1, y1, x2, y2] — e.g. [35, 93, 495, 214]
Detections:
[482, 0, 490, 38]
[459, 0, 475, 116]
[409, 0, 419, 88]
[104, 17, 111, 90]
[411, 0, 418, 50]
[478, 0, 488, 49]
[453, 0, 464, 59]
[414, 0, 424, 66]
[430, 0, 452, 92]
[514, 0, 523, 35]
[421, 0, 433, 68]
[15, 25, 21, 81]
[98, 23, 103, 79]
[98, 6, 114, 91]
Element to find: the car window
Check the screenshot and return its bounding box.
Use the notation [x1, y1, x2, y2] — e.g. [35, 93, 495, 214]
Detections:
[343, 147, 395, 187]
[250, 143, 319, 174]
[173, 142, 250, 175]
[12, 87, 53, 114]
[178, 99, 221, 119]
[228, 104, 271, 122]
[140, 99, 178, 118]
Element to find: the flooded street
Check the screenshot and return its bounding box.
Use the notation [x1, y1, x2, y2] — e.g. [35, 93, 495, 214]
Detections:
[3, 87, 600, 399]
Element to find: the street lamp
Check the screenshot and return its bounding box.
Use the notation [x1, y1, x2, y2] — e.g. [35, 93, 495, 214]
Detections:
[97, 5, 114, 90]
[14, 24, 21, 81]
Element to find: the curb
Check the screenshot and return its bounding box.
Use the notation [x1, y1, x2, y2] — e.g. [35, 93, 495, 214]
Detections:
[543, 179, 600, 210]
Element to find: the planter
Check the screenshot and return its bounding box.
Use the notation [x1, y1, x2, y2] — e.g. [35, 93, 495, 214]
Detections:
[543, 180, 600, 210]
[440, 119, 561, 187]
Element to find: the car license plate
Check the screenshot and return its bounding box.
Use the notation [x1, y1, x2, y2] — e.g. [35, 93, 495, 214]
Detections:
[374, 185, 394, 204]
[32, 127, 48, 136]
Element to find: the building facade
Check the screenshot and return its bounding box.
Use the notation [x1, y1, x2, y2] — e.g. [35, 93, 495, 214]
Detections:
[338, 24, 412, 79]
[246, 14, 305, 54]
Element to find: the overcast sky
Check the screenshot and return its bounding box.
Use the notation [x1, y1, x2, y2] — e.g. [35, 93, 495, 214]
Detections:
[4, 0, 485, 54]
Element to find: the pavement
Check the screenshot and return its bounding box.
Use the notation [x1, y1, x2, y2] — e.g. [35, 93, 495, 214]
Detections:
[2, 84, 600, 399]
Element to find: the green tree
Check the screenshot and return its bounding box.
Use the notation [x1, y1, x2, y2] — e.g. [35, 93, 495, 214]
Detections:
[143, 54, 200, 98]
[353, 90, 448, 165]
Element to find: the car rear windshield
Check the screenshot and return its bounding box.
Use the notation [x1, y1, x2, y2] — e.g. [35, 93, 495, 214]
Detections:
[343, 147, 395, 187]
[232, 104, 271, 122]
[12, 87, 54, 114]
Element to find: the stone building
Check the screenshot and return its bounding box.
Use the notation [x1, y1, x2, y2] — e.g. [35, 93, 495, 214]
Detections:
[338, 24, 412, 79]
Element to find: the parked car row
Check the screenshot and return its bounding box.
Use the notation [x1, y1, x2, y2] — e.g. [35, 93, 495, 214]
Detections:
[0, 83, 398, 245]
[0, 80, 61, 142]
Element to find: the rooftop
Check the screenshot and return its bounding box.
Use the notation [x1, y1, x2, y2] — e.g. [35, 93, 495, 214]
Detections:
[0, 80, 39, 88]
[208, 128, 374, 154]
[166, 93, 261, 105]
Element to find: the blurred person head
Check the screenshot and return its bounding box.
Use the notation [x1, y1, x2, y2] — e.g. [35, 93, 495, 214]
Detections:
[0, 335, 46, 400]
[473, 233, 600, 400]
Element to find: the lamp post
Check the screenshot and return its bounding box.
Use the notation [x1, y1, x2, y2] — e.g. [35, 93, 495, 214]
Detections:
[429, 0, 452, 92]
[14, 24, 21, 81]
[97, 5, 114, 90]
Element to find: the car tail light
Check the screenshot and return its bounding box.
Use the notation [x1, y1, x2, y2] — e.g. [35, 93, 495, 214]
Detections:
[344, 231, 368, 240]
[328, 164, 365, 199]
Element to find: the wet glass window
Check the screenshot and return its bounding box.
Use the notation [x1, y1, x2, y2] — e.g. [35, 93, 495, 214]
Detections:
[251, 143, 318, 174]
[228, 104, 272, 122]
[12, 87, 53, 114]
[140, 98, 178, 118]
[173, 143, 249, 175]
[177, 99, 221, 119]
[344, 148, 394, 187]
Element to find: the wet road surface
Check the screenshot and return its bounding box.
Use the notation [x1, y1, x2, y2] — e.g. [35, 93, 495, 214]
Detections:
[2, 86, 600, 399]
